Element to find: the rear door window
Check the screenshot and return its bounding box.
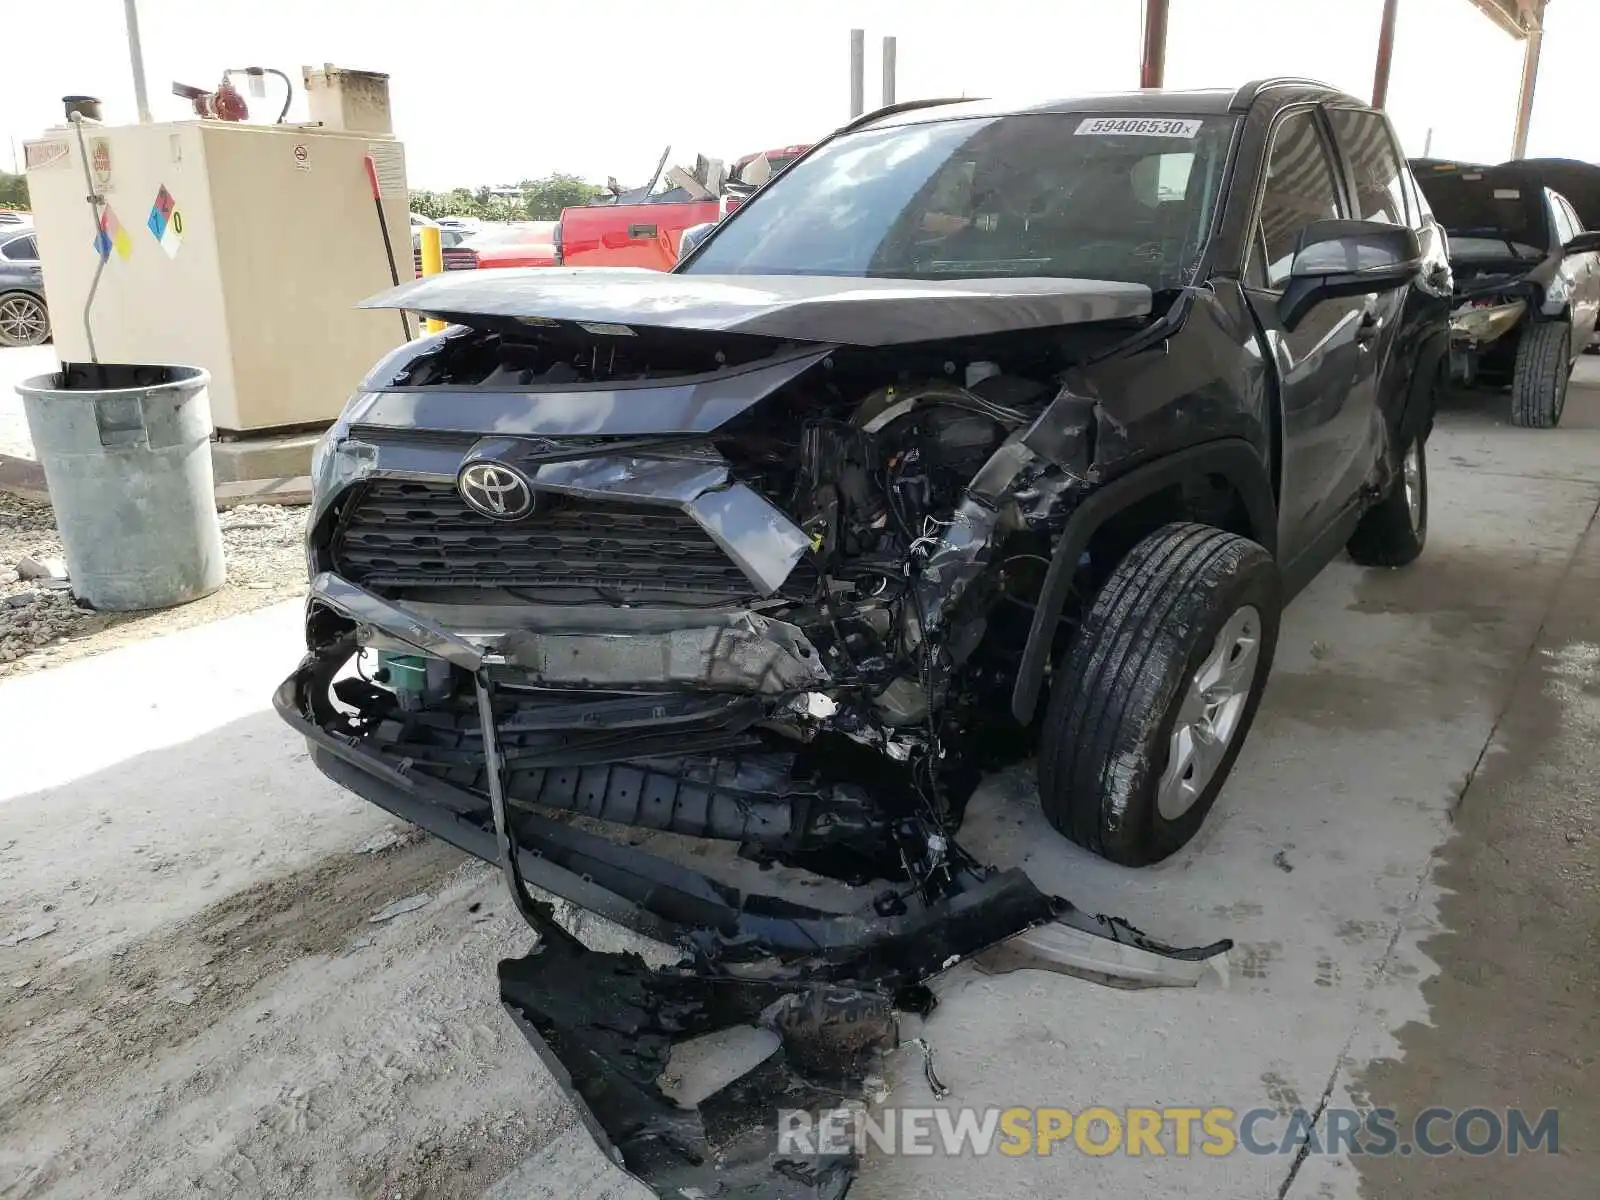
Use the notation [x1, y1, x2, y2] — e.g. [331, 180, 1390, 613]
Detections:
[1326, 108, 1407, 225]
[0, 235, 37, 261]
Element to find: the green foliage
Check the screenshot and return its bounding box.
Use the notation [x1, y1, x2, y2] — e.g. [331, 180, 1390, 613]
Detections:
[408, 173, 602, 223]
[407, 188, 524, 222]
[0, 171, 29, 211]
[519, 173, 603, 220]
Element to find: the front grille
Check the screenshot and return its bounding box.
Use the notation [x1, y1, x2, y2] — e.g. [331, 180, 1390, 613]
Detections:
[330, 479, 797, 598]
[442, 248, 478, 270]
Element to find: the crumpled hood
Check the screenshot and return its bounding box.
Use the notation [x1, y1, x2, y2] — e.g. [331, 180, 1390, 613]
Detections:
[359, 269, 1153, 346]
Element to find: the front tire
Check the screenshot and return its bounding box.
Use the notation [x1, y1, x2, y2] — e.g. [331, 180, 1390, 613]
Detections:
[1510, 320, 1571, 428]
[1037, 523, 1280, 867]
[1346, 436, 1427, 567]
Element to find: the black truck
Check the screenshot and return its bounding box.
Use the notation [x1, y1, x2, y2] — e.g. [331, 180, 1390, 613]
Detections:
[277, 79, 1451, 1197]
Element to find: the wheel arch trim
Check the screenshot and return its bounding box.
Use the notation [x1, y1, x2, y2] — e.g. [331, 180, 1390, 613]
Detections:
[1009, 438, 1277, 724]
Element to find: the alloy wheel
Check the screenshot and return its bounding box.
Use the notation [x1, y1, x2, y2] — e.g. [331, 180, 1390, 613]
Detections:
[1157, 604, 1263, 820]
[1403, 441, 1423, 531]
[0, 295, 47, 346]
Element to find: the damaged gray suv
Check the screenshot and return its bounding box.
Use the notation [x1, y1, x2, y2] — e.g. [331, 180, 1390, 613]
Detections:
[278, 80, 1449, 1196]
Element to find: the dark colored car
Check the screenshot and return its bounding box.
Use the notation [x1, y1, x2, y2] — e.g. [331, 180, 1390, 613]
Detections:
[1412, 156, 1600, 426]
[277, 80, 1449, 1196]
[0, 226, 49, 347]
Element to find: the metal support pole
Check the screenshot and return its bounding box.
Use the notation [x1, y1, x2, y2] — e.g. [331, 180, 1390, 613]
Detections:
[849, 29, 865, 118]
[1511, 26, 1543, 159]
[122, 0, 153, 123]
[69, 115, 107, 369]
[1372, 0, 1400, 108]
[882, 36, 897, 107]
[1140, 0, 1169, 89]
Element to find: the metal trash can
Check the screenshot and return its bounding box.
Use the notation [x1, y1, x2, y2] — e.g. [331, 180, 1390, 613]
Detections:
[16, 363, 226, 611]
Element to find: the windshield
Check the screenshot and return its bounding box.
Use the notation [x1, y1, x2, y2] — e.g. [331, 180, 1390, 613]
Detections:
[682, 112, 1236, 288]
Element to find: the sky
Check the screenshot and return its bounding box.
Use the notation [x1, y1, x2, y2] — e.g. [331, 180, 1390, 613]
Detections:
[2, 0, 1596, 190]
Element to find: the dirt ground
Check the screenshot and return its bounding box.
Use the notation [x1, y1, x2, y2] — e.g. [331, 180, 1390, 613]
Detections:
[0, 492, 307, 677]
[0, 813, 602, 1200]
[0, 599, 656, 1200]
[0, 856, 585, 1199]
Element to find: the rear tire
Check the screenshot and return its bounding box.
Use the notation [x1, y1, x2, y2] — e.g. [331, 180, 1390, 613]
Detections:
[1347, 436, 1427, 567]
[0, 292, 49, 347]
[1510, 320, 1571, 428]
[1037, 523, 1279, 867]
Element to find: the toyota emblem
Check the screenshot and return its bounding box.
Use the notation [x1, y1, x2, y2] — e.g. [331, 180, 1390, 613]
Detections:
[457, 461, 536, 521]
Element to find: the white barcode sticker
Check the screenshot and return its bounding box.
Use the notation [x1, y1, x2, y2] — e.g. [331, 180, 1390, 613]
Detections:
[1075, 116, 1204, 138]
[1493, 188, 1521, 199]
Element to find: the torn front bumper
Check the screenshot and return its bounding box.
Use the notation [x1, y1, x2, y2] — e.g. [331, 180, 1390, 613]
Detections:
[276, 575, 1233, 1198]
[276, 654, 1069, 971]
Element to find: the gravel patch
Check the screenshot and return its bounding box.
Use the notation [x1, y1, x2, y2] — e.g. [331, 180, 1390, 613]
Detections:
[0, 492, 307, 675]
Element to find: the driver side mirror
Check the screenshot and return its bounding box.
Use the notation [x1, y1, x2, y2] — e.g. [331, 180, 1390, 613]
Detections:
[1562, 230, 1600, 256]
[1280, 219, 1422, 329]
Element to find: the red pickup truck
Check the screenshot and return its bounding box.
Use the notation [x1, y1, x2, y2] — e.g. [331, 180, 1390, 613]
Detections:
[434, 145, 808, 275]
[555, 144, 809, 272]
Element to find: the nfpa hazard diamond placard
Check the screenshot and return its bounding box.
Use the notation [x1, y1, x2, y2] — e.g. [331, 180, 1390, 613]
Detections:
[146, 185, 185, 258]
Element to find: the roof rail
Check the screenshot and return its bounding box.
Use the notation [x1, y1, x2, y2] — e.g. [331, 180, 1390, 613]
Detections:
[1229, 77, 1341, 111]
[836, 96, 977, 135]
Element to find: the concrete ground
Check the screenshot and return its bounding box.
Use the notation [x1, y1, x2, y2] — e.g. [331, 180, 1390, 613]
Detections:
[0, 345, 56, 462]
[2, 364, 1598, 1198]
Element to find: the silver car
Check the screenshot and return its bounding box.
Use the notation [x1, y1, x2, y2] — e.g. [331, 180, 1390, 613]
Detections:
[0, 225, 48, 347]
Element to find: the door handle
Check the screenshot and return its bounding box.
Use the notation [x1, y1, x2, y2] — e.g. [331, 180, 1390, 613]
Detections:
[627, 223, 658, 239]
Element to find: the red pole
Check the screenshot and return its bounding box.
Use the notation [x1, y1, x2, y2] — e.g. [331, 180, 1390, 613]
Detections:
[1372, 0, 1400, 108]
[1140, 0, 1169, 89]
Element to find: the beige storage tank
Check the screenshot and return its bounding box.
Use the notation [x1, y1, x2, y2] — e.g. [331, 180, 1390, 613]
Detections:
[23, 109, 413, 433]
